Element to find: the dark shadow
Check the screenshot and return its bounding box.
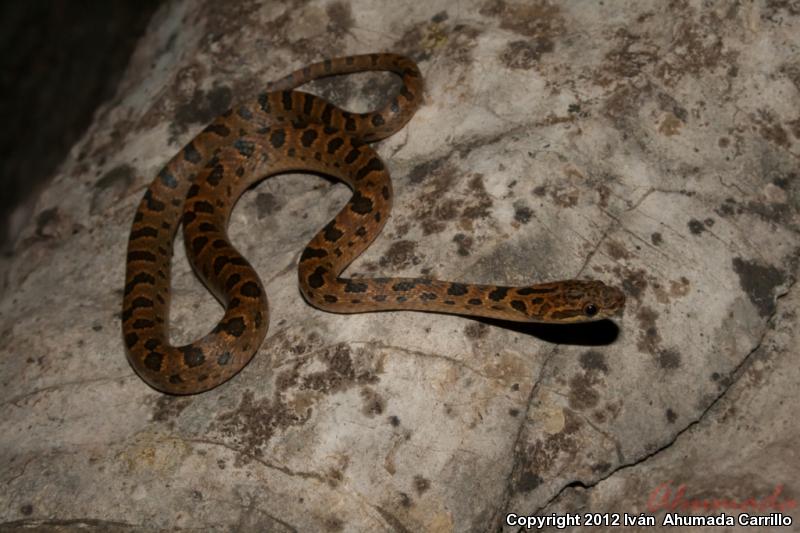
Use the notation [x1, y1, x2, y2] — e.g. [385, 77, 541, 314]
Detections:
[472, 316, 621, 346]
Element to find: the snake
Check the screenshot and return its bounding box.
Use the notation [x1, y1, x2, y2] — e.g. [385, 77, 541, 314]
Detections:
[122, 53, 626, 395]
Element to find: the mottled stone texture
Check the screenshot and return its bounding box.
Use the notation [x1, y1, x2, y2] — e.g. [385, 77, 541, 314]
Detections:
[1, 1, 798, 531]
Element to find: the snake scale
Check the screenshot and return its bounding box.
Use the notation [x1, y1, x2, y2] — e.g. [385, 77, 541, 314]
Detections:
[122, 53, 626, 395]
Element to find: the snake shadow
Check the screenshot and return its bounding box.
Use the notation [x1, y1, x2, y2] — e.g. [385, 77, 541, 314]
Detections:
[472, 316, 620, 346]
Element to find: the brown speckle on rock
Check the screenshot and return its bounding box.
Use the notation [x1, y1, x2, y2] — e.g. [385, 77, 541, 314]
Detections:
[151, 396, 192, 423]
[579, 350, 609, 374]
[666, 408, 678, 423]
[513, 203, 533, 224]
[568, 373, 600, 410]
[657, 349, 681, 370]
[360, 387, 386, 417]
[464, 322, 489, 339]
[731, 257, 786, 318]
[325, 2, 353, 37]
[413, 475, 431, 495]
[255, 192, 280, 219]
[453, 233, 473, 256]
[688, 218, 706, 234]
[379, 240, 421, 269]
[636, 305, 661, 355]
[500, 39, 554, 69]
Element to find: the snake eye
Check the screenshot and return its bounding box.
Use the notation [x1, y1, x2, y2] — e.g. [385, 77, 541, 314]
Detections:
[584, 303, 598, 317]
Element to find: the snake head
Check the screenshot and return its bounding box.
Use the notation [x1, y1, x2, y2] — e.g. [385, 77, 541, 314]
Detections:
[519, 280, 626, 323]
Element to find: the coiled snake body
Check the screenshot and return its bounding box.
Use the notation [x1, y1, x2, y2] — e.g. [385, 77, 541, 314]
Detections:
[122, 54, 625, 395]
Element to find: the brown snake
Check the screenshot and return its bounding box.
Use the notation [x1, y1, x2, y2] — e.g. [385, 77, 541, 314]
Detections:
[122, 53, 625, 395]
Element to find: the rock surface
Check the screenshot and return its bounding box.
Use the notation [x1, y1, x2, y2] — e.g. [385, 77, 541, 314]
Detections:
[1, 1, 798, 531]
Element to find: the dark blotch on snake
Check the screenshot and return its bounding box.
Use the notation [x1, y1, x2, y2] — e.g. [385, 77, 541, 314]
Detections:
[393, 281, 416, 291]
[355, 158, 384, 180]
[300, 247, 328, 262]
[301, 129, 318, 147]
[350, 191, 373, 215]
[240, 281, 261, 298]
[510, 300, 527, 313]
[124, 272, 155, 294]
[327, 137, 344, 154]
[234, 139, 255, 157]
[180, 346, 205, 367]
[303, 93, 314, 115]
[257, 92, 270, 113]
[324, 294, 338, 303]
[207, 164, 225, 186]
[225, 273, 241, 291]
[205, 123, 232, 137]
[468, 298, 482, 305]
[131, 297, 154, 310]
[308, 266, 327, 289]
[281, 91, 293, 111]
[323, 221, 344, 242]
[489, 287, 509, 301]
[144, 190, 165, 212]
[218, 352, 232, 365]
[345, 147, 360, 164]
[321, 103, 333, 124]
[128, 250, 156, 263]
[421, 292, 437, 301]
[125, 332, 139, 348]
[159, 168, 179, 188]
[371, 114, 385, 127]
[183, 142, 202, 164]
[213, 256, 230, 275]
[345, 280, 368, 293]
[193, 201, 215, 214]
[130, 226, 158, 240]
[525, 286, 557, 294]
[219, 317, 246, 337]
[270, 129, 286, 149]
[191, 236, 209, 255]
[144, 352, 163, 371]
[447, 283, 468, 296]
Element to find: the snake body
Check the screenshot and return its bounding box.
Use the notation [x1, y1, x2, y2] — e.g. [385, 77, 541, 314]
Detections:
[122, 54, 625, 395]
